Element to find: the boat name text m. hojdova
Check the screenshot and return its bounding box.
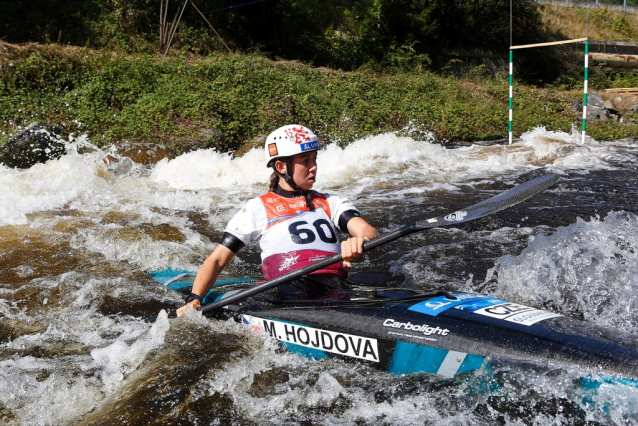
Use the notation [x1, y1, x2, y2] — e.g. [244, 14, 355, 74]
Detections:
[243, 315, 379, 362]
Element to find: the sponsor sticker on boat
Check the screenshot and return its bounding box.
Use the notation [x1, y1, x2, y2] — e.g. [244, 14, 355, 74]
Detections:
[382, 318, 450, 342]
[409, 293, 561, 326]
[408, 293, 489, 316]
[243, 315, 379, 362]
[456, 300, 562, 326]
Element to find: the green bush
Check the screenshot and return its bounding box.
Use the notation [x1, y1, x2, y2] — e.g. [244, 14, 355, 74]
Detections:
[3, 48, 633, 151]
[1, 0, 546, 71]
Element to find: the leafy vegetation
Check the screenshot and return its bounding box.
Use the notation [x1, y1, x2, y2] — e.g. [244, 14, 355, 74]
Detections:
[1, 0, 546, 70]
[0, 2, 635, 151]
[1, 43, 633, 152]
[541, 4, 638, 43]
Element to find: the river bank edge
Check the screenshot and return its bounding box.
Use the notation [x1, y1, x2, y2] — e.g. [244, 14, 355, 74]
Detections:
[1, 40, 636, 162]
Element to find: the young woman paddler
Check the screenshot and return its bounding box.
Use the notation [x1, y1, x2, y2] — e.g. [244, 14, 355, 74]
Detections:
[177, 125, 379, 316]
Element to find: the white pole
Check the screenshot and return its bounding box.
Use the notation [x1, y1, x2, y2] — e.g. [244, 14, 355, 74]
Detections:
[509, 50, 513, 145]
[582, 41, 589, 144]
[509, 0, 513, 144]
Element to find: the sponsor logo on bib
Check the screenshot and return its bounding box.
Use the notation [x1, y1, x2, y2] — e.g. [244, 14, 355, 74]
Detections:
[279, 254, 300, 271]
[308, 255, 328, 261]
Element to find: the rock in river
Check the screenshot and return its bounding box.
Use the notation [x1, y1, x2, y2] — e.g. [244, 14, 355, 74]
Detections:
[0, 122, 66, 169]
[105, 142, 175, 165]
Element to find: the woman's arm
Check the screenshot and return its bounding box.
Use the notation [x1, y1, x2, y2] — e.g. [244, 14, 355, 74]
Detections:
[341, 217, 380, 267]
[176, 244, 236, 316]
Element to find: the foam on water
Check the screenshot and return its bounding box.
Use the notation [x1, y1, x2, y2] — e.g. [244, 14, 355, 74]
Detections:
[572, 376, 638, 424]
[0, 306, 176, 424]
[151, 128, 636, 197]
[0, 126, 633, 234]
[0, 136, 231, 228]
[91, 310, 170, 392]
[70, 211, 215, 272]
[2, 126, 638, 424]
[491, 211, 638, 332]
[0, 355, 103, 426]
[0, 145, 111, 226]
[204, 332, 443, 425]
[151, 147, 270, 190]
[202, 324, 638, 425]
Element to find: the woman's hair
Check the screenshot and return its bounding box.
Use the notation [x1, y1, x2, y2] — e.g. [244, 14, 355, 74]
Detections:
[269, 171, 280, 192]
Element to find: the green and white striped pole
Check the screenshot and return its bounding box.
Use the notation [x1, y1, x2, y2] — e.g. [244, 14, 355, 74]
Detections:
[582, 40, 589, 144]
[509, 50, 513, 144]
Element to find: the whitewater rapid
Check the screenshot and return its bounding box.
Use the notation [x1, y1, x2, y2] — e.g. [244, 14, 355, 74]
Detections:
[1, 127, 638, 425]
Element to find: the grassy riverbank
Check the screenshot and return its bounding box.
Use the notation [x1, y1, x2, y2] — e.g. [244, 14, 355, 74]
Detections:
[1, 41, 635, 153]
[541, 4, 638, 43]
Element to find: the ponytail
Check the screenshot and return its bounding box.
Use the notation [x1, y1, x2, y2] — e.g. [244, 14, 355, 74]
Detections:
[269, 171, 280, 192]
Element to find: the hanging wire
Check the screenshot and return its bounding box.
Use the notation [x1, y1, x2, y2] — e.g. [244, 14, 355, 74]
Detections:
[204, 0, 265, 14]
[164, 0, 189, 57]
[191, 1, 233, 53]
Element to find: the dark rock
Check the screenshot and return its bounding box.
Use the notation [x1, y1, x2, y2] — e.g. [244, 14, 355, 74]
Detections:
[0, 122, 65, 169]
[588, 108, 608, 119]
[75, 143, 98, 155]
[588, 92, 605, 108]
[105, 142, 175, 165]
[604, 99, 618, 114]
[232, 135, 267, 159]
[570, 99, 582, 113]
[104, 155, 134, 176]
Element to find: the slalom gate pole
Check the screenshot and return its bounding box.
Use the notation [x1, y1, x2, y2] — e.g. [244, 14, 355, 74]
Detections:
[509, 50, 513, 145]
[509, 0, 513, 145]
[509, 37, 588, 145]
[582, 41, 589, 144]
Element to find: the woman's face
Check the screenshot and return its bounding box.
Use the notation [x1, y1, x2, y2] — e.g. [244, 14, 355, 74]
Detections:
[279, 151, 317, 190]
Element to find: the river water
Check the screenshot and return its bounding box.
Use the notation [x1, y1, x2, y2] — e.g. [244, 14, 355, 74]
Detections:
[1, 127, 638, 425]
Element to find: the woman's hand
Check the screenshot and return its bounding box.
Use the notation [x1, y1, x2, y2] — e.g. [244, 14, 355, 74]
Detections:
[341, 216, 379, 267]
[175, 245, 235, 317]
[341, 236, 370, 267]
[176, 299, 201, 317]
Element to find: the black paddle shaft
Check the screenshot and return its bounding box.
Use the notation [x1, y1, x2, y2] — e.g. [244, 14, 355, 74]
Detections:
[200, 174, 560, 314]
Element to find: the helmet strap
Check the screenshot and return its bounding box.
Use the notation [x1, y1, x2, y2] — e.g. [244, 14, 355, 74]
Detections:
[272, 159, 313, 210]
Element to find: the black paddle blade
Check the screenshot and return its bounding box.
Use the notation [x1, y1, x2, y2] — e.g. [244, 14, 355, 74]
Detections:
[414, 174, 560, 229]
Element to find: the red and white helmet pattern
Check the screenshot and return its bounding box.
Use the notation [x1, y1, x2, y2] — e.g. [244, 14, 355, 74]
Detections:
[265, 124, 320, 166]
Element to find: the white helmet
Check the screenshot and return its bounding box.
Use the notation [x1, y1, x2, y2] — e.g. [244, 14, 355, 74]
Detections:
[265, 124, 320, 167]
